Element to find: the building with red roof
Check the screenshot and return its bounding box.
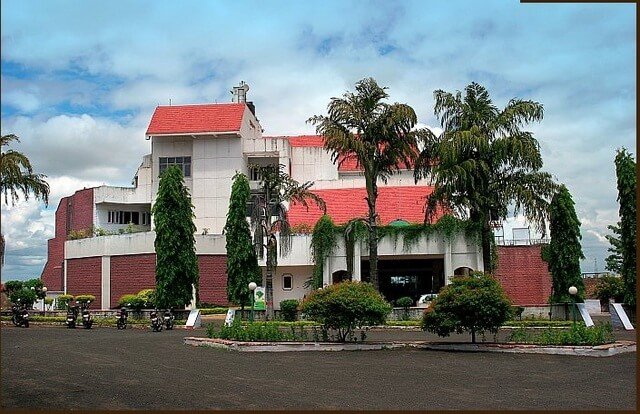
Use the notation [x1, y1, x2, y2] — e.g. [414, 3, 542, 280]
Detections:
[40, 82, 550, 310]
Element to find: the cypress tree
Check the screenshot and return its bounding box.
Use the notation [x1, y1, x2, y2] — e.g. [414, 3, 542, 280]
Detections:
[152, 165, 198, 309]
[224, 173, 262, 309]
[614, 148, 636, 307]
[543, 185, 585, 303]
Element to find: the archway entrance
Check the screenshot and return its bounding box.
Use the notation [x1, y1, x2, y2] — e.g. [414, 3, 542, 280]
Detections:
[332, 270, 351, 284]
[454, 266, 474, 278]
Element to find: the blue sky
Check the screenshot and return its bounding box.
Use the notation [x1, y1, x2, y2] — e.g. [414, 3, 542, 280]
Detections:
[0, 0, 636, 281]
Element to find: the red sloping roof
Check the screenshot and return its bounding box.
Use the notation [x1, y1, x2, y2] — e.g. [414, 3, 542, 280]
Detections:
[146, 103, 246, 135]
[288, 186, 440, 227]
[286, 135, 325, 147]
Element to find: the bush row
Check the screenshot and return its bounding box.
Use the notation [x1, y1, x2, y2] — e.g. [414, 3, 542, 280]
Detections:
[508, 323, 615, 346]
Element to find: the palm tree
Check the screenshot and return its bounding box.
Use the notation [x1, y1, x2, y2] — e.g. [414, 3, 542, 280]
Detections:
[1, 134, 50, 266]
[249, 164, 325, 319]
[308, 77, 420, 290]
[413, 82, 558, 273]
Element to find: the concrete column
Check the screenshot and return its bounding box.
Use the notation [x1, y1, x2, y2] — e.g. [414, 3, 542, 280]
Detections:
[101, 256, 111, 310]
[444, 240, 453, 285]
[352, 240, 362, 281]
[323, 257, 331, 287]
[476, 244, 484, 272]
[63, 259, 68, 294]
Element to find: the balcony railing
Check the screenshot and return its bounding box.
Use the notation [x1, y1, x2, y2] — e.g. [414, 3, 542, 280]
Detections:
[495, 238, 550, 246]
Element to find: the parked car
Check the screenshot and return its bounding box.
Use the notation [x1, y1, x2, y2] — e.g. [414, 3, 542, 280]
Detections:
[416, 293, 438, 308]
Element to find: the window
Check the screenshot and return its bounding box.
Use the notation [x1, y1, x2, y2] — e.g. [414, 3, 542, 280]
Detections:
[159, 156, 191, 177]
[107, 210, 150, 225]
[282, 274, 293, 290]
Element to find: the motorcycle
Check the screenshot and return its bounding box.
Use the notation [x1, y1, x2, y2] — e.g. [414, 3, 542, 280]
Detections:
[81, 305, 94, 329]
[116, 307, 128, 330]
[66, 305, 79, 329]
[150, 309, 163, 332]
[163, 309, 174, 330]
[11, 301, 29, 328]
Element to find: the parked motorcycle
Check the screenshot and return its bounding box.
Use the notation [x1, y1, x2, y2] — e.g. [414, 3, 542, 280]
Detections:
[81, 305, 94, 329]
[11, 300, 29, 328]
[66, 305, 79, 329]
[150, 309, 163, 332]
[163, 309, 174, 330]
[116, 307, 129, 330]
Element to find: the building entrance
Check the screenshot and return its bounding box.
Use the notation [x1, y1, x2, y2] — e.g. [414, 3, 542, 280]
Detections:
[361, 258, 444, 304]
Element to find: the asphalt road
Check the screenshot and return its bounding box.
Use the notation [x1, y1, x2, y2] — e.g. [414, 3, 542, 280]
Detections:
[1, 324, 636, 410]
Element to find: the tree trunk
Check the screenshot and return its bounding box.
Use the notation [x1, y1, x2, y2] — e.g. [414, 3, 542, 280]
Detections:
[471, 328, 476, 344]
[481, 220, 493, 274]
[265, 266, 274, 320]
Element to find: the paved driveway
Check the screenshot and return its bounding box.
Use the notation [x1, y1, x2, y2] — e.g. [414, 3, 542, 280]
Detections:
[1, 325, 636, 410]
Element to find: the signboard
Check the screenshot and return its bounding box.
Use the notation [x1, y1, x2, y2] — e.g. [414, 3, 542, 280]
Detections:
[185, 309, 202, 329]
[611, 303, 634, 330]
[253, 287, 266, 311]
[576, 303, 594, 327]
[224, 309, 236, 327]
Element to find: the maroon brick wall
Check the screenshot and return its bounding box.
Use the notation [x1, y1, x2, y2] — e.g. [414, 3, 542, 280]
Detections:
[198, 255, 229, 306]
[494, 244, 552, 306]
[41, 188, 94, 291]
[66, 256, 102, 309]
[110, 254, 157, 308]
[68, 188, 94, 233]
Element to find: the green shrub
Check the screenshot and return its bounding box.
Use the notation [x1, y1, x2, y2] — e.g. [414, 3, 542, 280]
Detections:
[508, 323, 615, 346]
[136, 289, 156, 308]
[206, 318, 309, 342]
[118, 294, 143, 309]
[56, 294, 74, 309]
[44, 297, 54, 305]
[74, 295, 96, 306]
[594, 276, 625, 303]
[300, 281, 392, 342]
[395, 296, 414, 308]
[279, 299, 299, 322]
[9, 288, 37, 307]
[422, 272, 512, 343]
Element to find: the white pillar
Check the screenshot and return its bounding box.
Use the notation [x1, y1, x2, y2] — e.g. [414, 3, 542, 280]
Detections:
[63, 259, 68, 294]
[101, 256, 111, 310]
[444, 240, 453, 285]
[323, 257, 331, 287]
[352, 240, 362, 281]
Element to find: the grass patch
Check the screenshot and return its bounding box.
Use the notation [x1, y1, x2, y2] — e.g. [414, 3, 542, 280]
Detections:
[385, 320, 421, 326]
[508, 323, 615, 346]
[199, 308, 229, 315]
[503, 320, 578, 327]
[206, 319, 316, 342]
[1, 315, 185, 326]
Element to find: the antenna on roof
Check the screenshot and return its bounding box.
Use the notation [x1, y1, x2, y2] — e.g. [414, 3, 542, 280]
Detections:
[169, 98, 172, 106]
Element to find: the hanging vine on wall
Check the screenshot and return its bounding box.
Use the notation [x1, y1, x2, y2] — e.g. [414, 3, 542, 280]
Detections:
[308, 215, 339, 289]
[308, 214, 482, 283]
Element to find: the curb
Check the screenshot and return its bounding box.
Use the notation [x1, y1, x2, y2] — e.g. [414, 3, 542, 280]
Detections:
[184, 337, 636, 356]
[410, 341, 636, 357]
[184, 337, 406, 352]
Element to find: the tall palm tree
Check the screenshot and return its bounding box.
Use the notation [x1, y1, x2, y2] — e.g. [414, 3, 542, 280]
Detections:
[1, 134, 50, 266]
[249, 164, 325, 319]
[414, 82, 558, 273]
[308, 77, 419, 290]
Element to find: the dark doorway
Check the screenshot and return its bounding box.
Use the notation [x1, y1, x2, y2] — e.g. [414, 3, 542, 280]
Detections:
[332, 270, 351, 284]
[361, 258, 444, 304]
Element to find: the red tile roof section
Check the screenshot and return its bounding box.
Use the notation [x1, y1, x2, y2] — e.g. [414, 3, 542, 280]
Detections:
[146, 103, 245, 135]
[286, 135, 326, 147]
[288, 186, 440, 227]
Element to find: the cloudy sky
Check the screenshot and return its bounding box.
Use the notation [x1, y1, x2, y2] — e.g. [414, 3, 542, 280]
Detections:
[0, 0, 635, 282]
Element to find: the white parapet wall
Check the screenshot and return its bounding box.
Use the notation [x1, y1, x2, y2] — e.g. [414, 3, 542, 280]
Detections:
[66, 231, 227, 259]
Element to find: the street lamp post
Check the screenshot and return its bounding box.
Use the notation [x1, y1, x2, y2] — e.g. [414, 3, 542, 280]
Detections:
[568, 286, 578, 325]
[248, 282, 257, 323]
